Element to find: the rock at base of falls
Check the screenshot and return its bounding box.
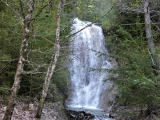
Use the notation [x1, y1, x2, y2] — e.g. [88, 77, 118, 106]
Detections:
[67, 110, 94, 120]
[66, 107, 115, 120]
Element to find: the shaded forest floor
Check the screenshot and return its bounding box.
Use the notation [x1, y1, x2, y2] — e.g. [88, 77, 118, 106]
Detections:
[1, 97, 160, 120]
[0, 98, 68, 120]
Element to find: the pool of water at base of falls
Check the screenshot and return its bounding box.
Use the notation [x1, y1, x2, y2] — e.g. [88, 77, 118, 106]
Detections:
[67, 106, 113, 120]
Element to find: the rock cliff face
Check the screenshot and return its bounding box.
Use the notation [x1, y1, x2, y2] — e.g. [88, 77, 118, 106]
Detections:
[98, 81, 117, 110]
[98, 58, 118, 111]
[65, 18, 118, 110]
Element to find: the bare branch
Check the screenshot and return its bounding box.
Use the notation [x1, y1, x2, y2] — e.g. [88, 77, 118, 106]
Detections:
[1, 0, 21, 19]
[31, 0, 53, 21]
[121, 22, 160, 26]
[54, 63, 68, 73]
[63, 0, 75, 6]
[23, 71, 46, 75]
[65, 0, 119, 38]
[37, 35, 54, 45]
[0, 59, 17, 62]
[61, 19, 74, 32]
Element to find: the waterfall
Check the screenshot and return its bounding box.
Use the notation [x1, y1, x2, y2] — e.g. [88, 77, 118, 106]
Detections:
[66, 18, 115, 119]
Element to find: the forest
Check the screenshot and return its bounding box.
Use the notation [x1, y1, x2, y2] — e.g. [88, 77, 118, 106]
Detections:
[0, 0, 160, 120]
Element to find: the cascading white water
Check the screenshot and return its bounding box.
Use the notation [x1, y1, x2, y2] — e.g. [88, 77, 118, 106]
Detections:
[67, 18, 112, 111]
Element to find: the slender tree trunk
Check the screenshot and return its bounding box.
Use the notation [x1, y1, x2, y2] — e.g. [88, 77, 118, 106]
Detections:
[144, 0, 159, 69]
[144, 0, 159, 112]
[144, 0, 154, 52]
[3, 0, 34, 120]
[35, 0, 64, 118]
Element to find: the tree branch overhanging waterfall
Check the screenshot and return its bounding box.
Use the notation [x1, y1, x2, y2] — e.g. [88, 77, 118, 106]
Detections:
[65, 0, 118, 38]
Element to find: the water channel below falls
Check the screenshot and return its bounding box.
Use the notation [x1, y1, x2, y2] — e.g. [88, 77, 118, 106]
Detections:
[66, 18, 115, 120]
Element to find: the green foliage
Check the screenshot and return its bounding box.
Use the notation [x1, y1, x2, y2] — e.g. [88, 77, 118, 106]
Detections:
[0, 1, 22, 95]
[131, 0, 141, 7]
[51, 50, 70, 101]
[0, 86, 9, 96]
[0, 1, 58, 98]
[46, 83, 59, 102]
[53, 68, 69, 96]
[107, 13, 160, 109]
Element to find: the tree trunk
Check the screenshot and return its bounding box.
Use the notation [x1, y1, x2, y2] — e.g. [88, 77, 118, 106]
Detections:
[35, 0, 64, 118]
[144, 0, 159, 112]
[3, 0, 34, 120]
[144, 0, 160, 70]
[144, 0, 155, 52]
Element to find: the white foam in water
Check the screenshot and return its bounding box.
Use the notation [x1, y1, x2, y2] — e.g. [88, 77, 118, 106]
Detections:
[67, 18, 113, 120]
